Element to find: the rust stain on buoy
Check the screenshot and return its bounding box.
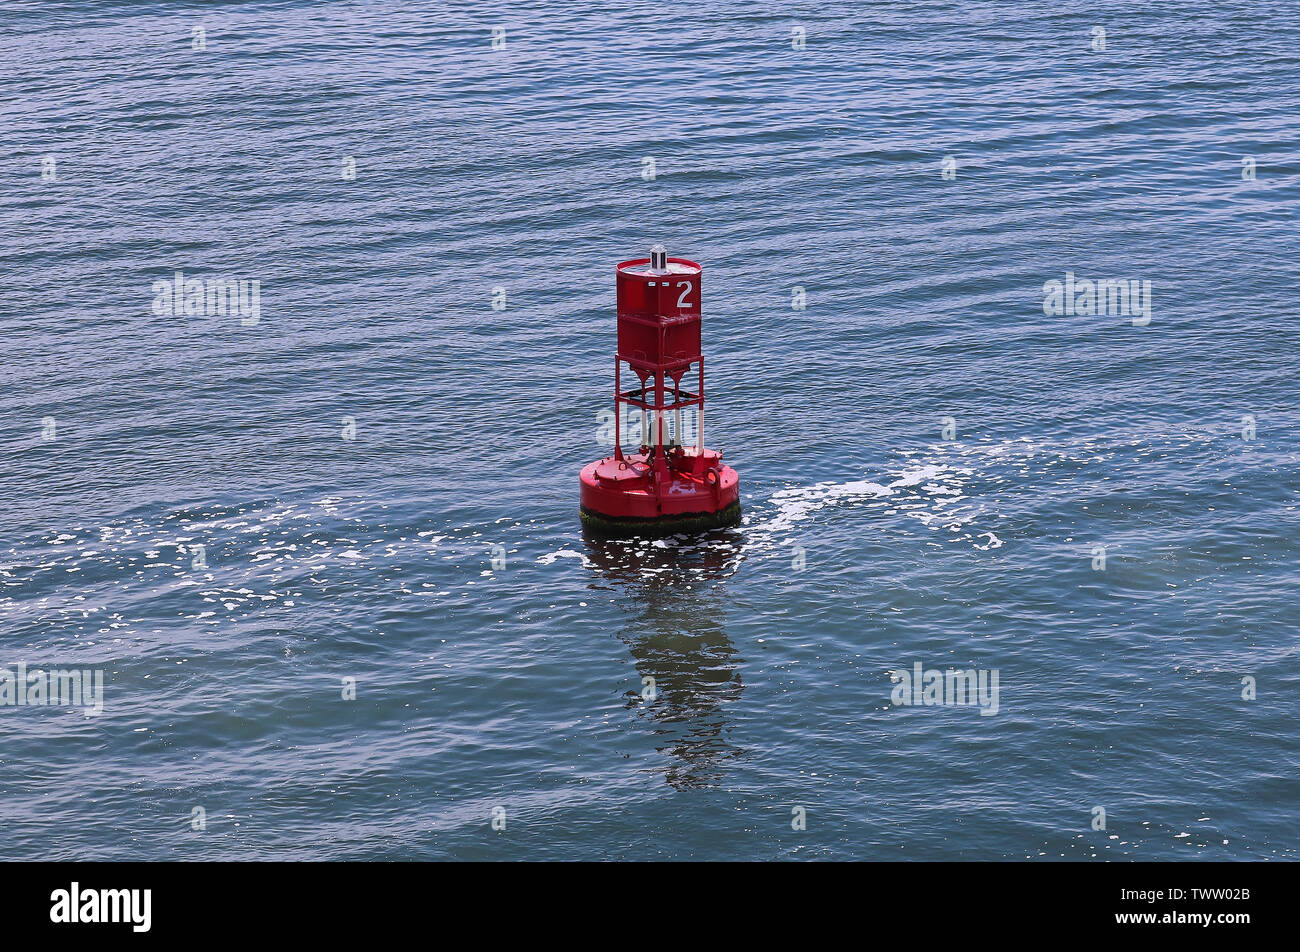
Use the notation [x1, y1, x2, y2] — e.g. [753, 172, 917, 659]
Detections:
[580, 246, 741, 535]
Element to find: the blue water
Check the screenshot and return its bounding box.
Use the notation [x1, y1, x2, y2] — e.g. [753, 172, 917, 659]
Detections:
[1, 0, 1297, 860]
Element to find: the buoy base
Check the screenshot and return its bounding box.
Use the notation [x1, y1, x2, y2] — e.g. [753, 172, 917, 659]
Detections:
[580, 500, 742, 537]
[579, 448, 741, 537]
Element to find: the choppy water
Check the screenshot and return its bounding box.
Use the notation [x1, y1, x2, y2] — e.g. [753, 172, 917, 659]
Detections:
[1, 0, 1297, 860]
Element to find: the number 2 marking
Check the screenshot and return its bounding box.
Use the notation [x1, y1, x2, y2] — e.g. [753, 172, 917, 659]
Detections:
[677, 281, 693, 308]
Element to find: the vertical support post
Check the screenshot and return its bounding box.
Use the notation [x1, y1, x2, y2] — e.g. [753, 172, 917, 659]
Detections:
[655, 370, 664, 450]
[613, 357, 623, 461]
[697, 357, 705, 453]
[654, 297, 667, 471]
[672, 376, 682, 448]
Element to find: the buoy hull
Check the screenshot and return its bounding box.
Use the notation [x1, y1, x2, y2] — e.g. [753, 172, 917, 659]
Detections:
[579, 451, 740, 536]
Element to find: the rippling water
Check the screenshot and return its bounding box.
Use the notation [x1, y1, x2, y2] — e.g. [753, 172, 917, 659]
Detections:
[1, 0, 1297, 860]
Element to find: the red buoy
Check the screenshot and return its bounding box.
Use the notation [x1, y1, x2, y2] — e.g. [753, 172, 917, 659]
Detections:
[580, 246, 741, 535]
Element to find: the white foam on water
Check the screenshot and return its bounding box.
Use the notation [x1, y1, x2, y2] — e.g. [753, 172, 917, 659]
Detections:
[756, 477, 894, 542]
[734, 452, 1010, 559]
[745, 463, 981, 548]
[536, 548, 593, 568]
